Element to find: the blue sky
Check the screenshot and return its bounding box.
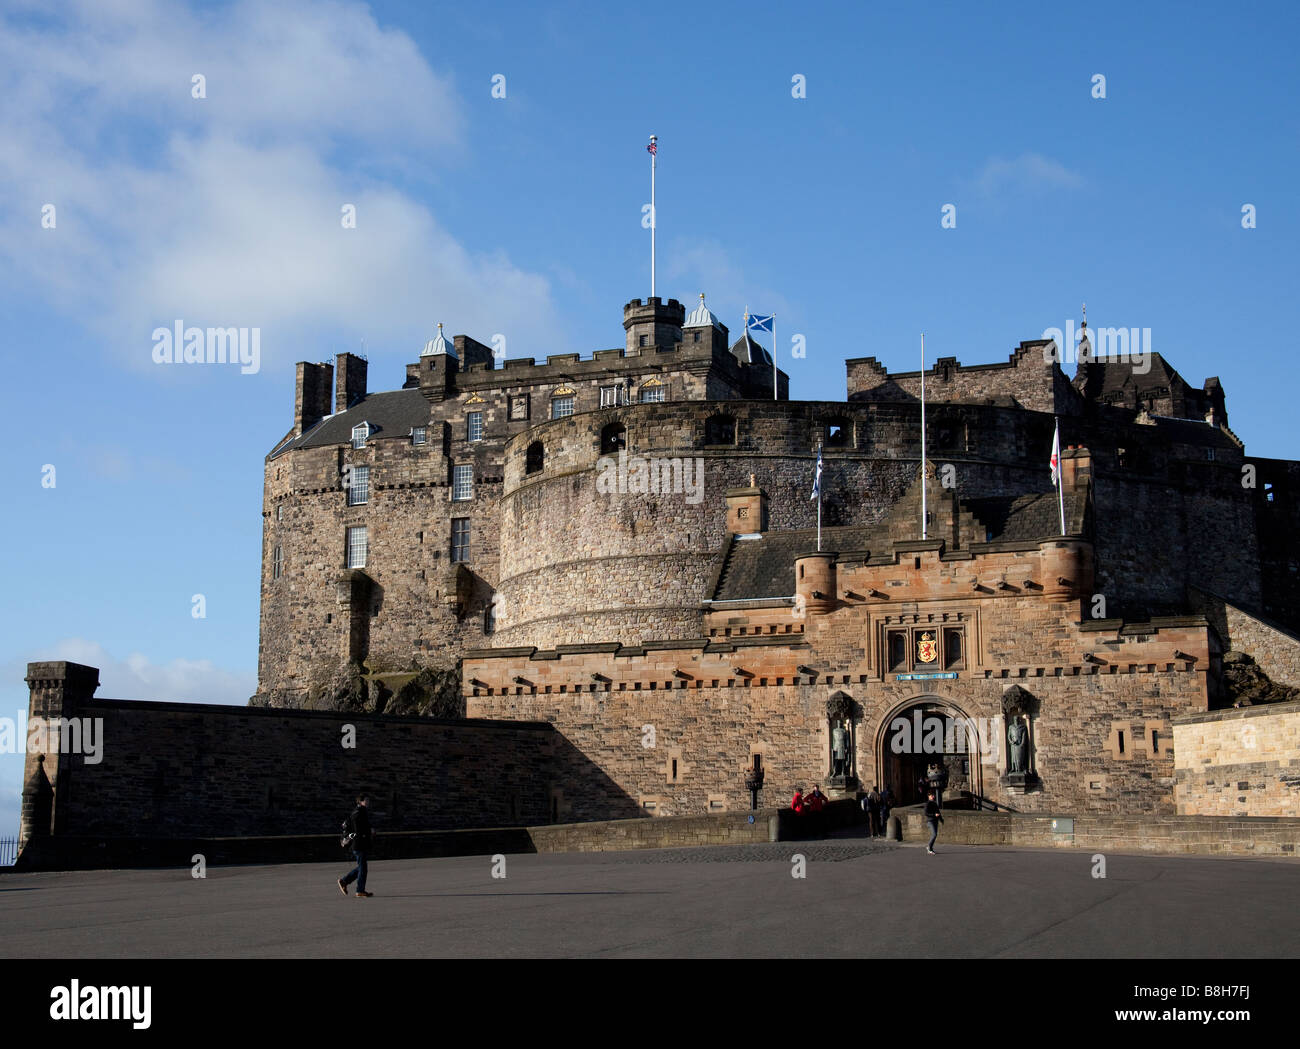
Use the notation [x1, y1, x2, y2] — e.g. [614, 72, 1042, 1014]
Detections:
[1, 0, 1297, 838]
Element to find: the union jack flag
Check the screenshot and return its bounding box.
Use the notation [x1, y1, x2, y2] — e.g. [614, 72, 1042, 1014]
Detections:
[646, 138, 657, 155]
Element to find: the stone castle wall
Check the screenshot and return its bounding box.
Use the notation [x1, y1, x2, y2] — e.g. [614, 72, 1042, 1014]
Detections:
[18, 663, 580, 847]
[1173, 701, 1300, 816]
[259, 334, 1279, 705]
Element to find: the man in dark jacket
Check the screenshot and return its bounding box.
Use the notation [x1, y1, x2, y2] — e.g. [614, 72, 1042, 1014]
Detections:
[924, 791, 944, 854]
[338, 794, 375, 897]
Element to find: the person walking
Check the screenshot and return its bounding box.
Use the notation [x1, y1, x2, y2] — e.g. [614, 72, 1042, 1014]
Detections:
[338, 793, 375, 898]
[865, 786, 882, 837]
[880, 784, 893, 838]
[924, 791, 944, 854]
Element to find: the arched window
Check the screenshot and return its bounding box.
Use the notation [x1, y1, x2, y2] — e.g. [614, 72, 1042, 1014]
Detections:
[600, 423, 626, 455]
[705, 414, 736, 446]
[525, 441, 544, 475]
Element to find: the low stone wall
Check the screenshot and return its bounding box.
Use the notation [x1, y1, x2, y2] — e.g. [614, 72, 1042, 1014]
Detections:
[1172, 700, 1300, 816]
[899, 806, 1300, 857]
[9, 800, 864, 871]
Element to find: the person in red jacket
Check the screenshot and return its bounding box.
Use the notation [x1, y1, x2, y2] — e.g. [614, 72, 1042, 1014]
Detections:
[791, 787, 805, 813]
[806, 785, 828, 812]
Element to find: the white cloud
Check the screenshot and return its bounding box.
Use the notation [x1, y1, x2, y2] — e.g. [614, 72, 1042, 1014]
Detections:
[0, 0, 563, 370]
[5, 639, 256, 706]
[973, 152, 1086, 197]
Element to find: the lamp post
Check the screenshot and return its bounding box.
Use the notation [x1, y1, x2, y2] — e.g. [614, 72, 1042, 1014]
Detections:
[744, 765, 765, 811]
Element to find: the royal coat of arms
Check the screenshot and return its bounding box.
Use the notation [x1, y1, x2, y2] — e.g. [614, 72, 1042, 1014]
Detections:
[916, 631, 938, 664]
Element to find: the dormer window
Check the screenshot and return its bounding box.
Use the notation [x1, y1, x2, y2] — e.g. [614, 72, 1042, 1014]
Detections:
[351, 423, 370, 449]
[411, 427, 427, 446]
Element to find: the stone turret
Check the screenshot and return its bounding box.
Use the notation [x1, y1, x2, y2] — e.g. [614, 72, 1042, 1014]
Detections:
[623, 297, 685, 354]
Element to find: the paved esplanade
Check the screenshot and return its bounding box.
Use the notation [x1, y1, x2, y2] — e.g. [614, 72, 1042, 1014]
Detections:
[1, 841, 1296, 957]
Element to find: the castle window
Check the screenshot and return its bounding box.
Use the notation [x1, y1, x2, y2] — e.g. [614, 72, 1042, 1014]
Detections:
[526, 441, 544, 475]
[639, 335, 649, 348]
[351, 423, 369, 449]
[346, 526, 368, 569]
[484, 597, 496, 634]
[1205, 447, 1215, 461]
[600, 423, 626, 455]
[452, 464, 473, 501]
[275, 504, 282, 521]
[509, 395, 529, 421]
[451, 518, 470, 563]
[412, 426, 427, 445]
[705, 414, 736, 446]
[692, 332, 700, 343]
[639, 383, 666, 403]
[271, 545, 283, 580]
[1265, 484, 1275, 503]
[942, 627, 965, 670]
[467, 412, 483, 442]
[347, 464, 370, 506]
[599, 385, 627, 408]
[887, 631, 907, 672]
[551, 395, 574, 419]
[824, 417, 851, 448]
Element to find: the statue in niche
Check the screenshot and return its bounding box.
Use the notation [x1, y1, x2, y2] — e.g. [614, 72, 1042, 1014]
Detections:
[1007, 717, 1029, 774]
[831, 722, 848, 777]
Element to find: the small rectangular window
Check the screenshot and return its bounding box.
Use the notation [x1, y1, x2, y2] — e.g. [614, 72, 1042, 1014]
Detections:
[271, 545, 283, 580]
[451, 518, 470, 563]
[467, 412, 483, 442]
[347, 464, 369, 506]
[411, 427, 427, 445]
[452, 464, 473, 501]
[509, 395, 529, 420]
[599, 385, 625, 408]
[639, 385, 666, 403]
[351, 423, 368, 449]
[551, 395, 574, 419]
[346, 526, 368, 569]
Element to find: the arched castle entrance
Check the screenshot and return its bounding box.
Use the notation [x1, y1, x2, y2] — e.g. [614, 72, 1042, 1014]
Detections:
[876, 696, 985, 807]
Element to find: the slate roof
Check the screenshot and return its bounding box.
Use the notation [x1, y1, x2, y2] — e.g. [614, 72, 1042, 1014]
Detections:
[710, 490, 1088, 603]
[270, 388, 430, 457]
[730, 335, 771, 366]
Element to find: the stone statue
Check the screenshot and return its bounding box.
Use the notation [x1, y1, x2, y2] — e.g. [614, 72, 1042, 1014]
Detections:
[831, 723, 847, 776]
[1007, 718, 1028, 774]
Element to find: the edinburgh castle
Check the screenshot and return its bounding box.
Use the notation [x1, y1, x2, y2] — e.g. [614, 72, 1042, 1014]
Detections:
[246, 294, 1300, 821]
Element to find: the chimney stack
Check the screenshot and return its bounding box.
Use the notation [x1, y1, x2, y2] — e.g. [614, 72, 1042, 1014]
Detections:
[294, 361, 334, 435]
[335, 353, 367, 413]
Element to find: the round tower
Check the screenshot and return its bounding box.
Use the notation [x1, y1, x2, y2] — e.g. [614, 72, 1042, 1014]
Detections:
[794, 552, 838, 615]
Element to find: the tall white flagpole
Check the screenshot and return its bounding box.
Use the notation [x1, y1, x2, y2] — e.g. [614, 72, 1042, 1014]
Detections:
[920, 332, 928, 540]
[1054, 417, 1067, 535]
[817, 441, 823, 552]
[649, 134, 657, 298]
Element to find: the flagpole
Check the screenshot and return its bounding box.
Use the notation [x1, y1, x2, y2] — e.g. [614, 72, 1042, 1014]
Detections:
[817, 440, 823, 552]
[773, 314, 778, 401]
[1055, 417, 1067, 535]
[649, 134, 656, 297]
[920, 333, 928, 541]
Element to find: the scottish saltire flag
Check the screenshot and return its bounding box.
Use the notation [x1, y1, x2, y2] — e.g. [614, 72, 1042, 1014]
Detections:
[747, 314, 774, 333]
[1049, 421, 1062, 487]
[810, 445, 823, 500]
